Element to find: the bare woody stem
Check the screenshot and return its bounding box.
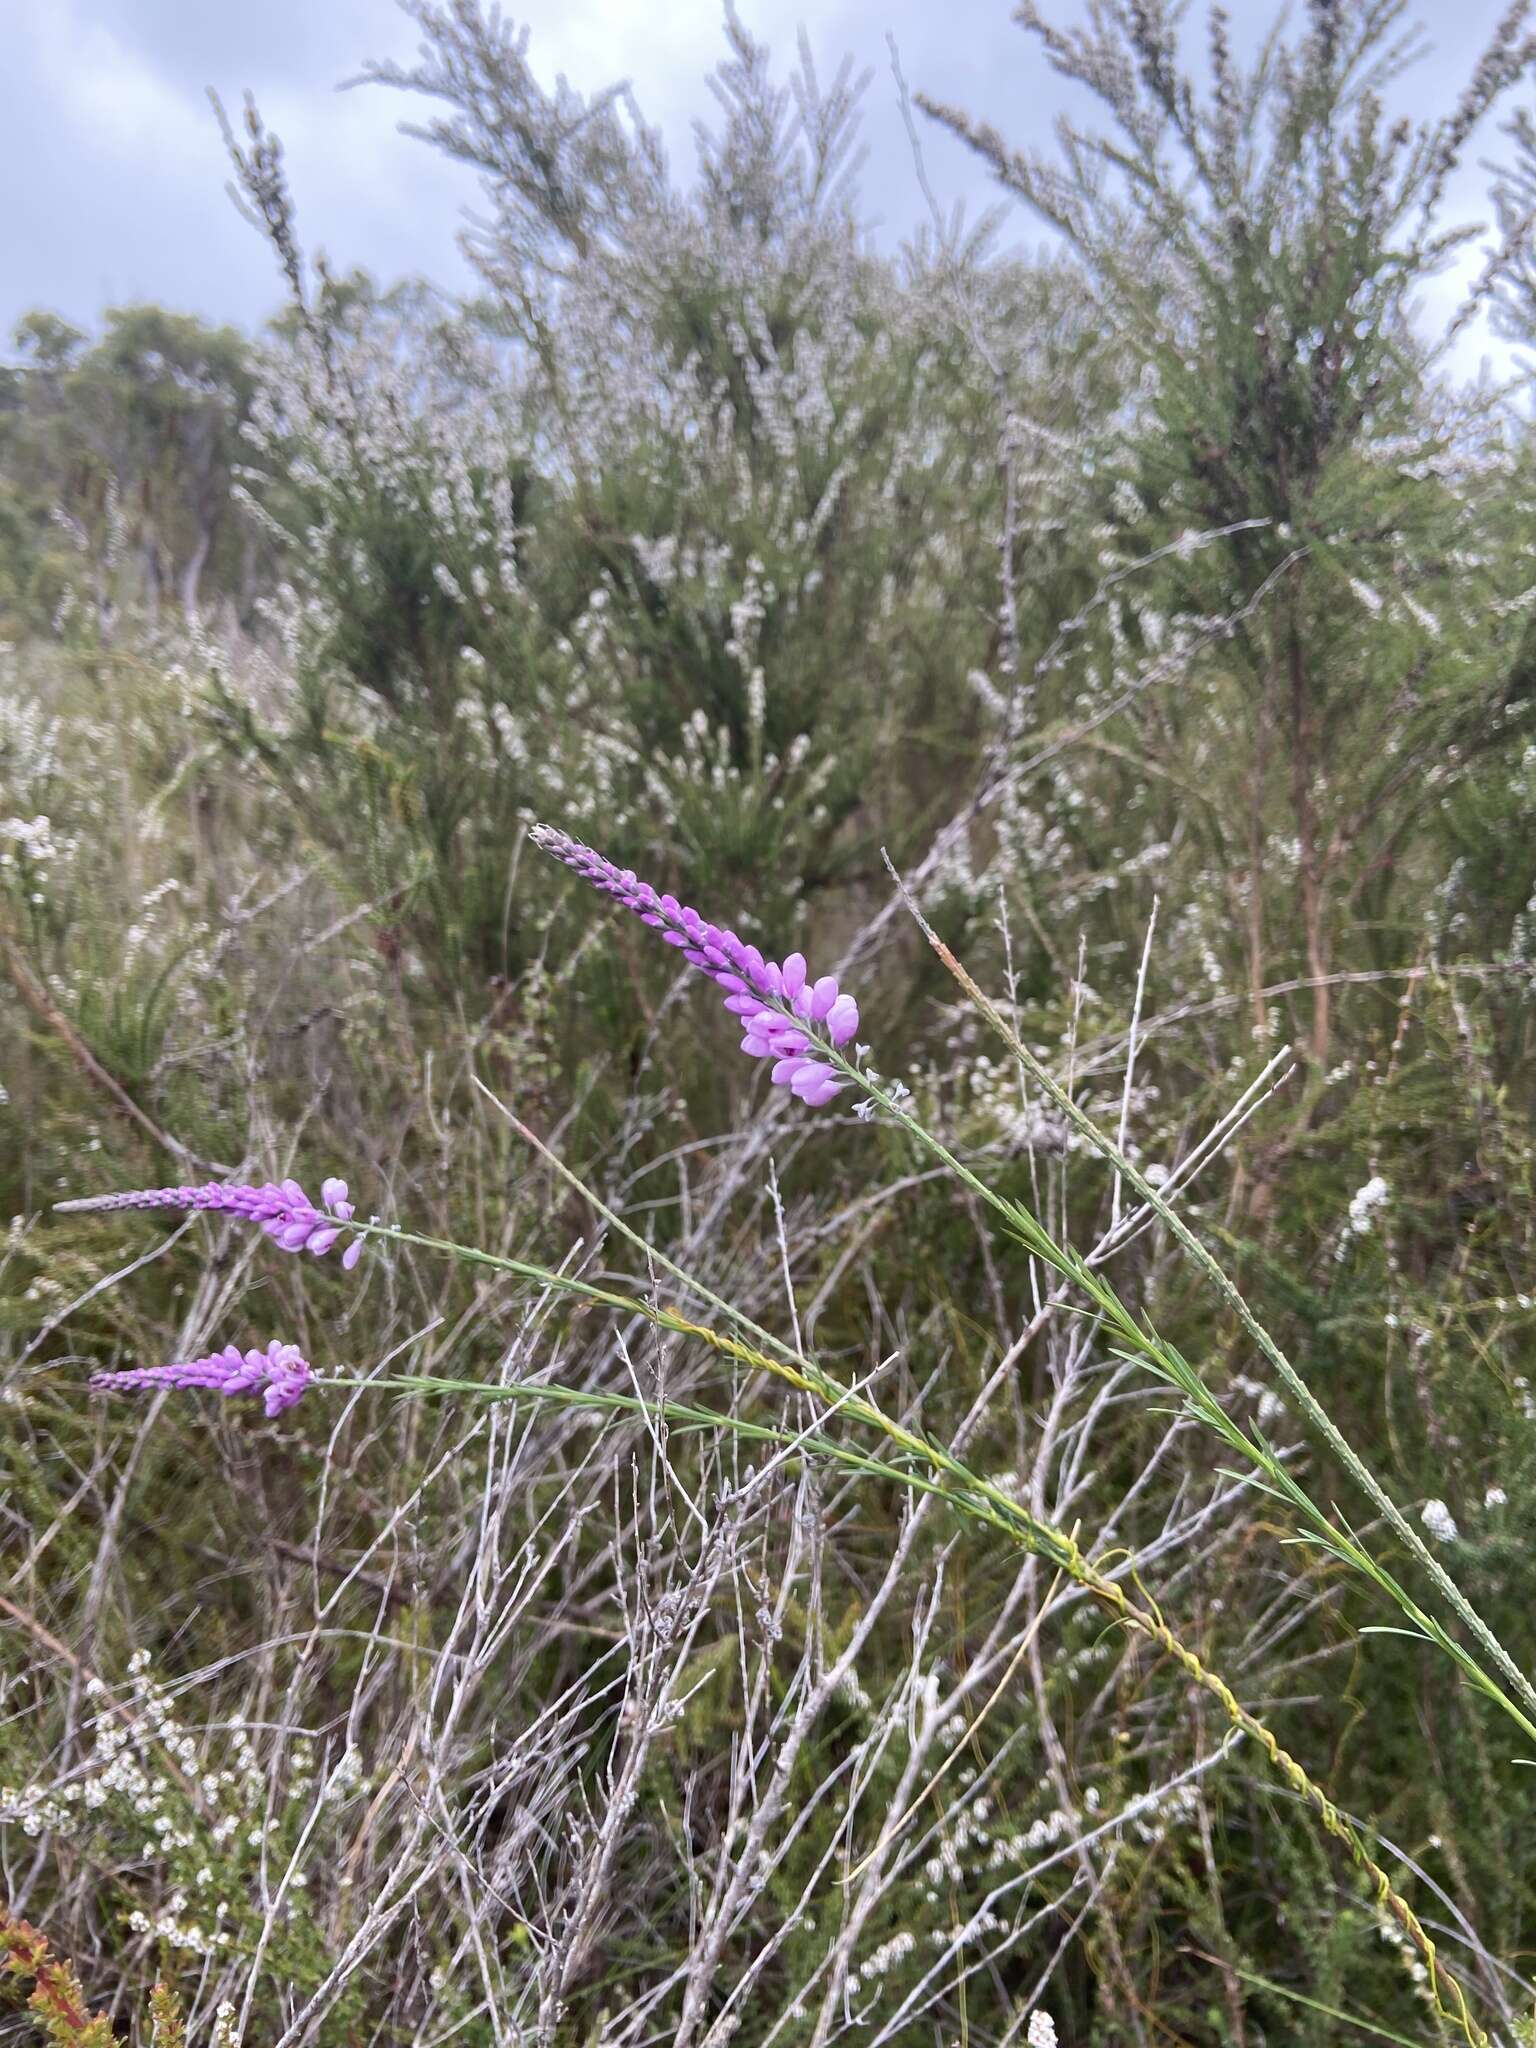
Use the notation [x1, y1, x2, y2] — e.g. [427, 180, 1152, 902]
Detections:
[1064, 1555, 1486, 2047]
[875, 859, 1536, 1733]
[346, 1220, 1488, 2046]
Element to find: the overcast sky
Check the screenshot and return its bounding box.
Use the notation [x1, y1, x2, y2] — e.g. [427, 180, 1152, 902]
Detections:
[3, 0, 1532, 380]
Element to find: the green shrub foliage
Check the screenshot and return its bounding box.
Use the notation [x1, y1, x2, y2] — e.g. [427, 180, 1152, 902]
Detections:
[5, 3, 1536, 2043]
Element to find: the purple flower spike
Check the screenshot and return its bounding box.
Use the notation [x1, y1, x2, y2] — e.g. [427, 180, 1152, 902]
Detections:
[56, 1175, 365, 1270]
[90, 1340, 313, 1418]
[530, 823, 860, 1109]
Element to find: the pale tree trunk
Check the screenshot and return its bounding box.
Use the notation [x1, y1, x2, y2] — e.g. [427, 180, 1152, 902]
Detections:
[179, 525, 211, 620]
[1247, 685, 1269, 1045]
[142, 537, 162, 634]
[1287, 610, 1330, 1067]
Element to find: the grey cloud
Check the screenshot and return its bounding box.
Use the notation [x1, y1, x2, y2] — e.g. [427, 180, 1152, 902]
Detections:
[1, 0, 1526, 369]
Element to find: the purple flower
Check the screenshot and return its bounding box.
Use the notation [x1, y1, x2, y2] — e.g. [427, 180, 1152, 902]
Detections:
[530, 824, 859, 1105]
[56, 1175, 364, 1270]
[90, 1340, 313, 1418]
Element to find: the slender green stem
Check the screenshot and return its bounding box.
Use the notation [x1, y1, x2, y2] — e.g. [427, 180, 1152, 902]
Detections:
[854, 872, 1536, 1732]
[347, 1216, 1076, 1566]
[328, 1356, 1489, 2046]
[471, 1082, 816, 1375]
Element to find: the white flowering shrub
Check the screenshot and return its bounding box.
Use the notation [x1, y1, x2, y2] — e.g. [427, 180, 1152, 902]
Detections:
[207, 9, 1100, 1006]
[5, 4, 1536, 2047]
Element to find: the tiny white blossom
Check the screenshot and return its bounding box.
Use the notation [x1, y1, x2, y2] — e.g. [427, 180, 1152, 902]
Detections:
[1346, 1174, 1390, 1239]
[1420, 1498, 1458, 1543]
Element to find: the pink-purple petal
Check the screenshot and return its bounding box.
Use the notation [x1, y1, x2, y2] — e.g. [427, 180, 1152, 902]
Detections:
[90, 1340, 315, 1415]
[825, 994, 859, 1047]
[809, 976, 839, 1021]
[527, 823, 865, 1116]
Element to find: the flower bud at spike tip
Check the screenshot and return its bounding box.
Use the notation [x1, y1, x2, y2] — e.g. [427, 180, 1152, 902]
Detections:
[530, 822, 860, 1108]
[91, 1341, 313, 1418]
[55, 1176, 365, 1270]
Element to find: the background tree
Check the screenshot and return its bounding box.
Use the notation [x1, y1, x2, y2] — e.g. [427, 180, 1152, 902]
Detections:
[0, 304, 257, 636]
[923, 0, 1536, 1069]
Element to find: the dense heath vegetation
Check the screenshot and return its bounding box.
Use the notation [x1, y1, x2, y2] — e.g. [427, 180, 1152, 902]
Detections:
[8, 2, 1536, 2042]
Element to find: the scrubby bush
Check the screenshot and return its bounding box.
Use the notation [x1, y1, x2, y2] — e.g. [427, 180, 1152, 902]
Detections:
[6, 4, 1536, 2044]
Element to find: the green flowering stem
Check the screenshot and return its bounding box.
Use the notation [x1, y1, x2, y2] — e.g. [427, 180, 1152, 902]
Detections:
[840, 867, 1536, 1736]
[330, 1208, 1488, 2046]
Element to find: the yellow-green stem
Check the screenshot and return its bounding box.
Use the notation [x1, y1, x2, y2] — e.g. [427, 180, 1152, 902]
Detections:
[347, 1218, 1487, 2045]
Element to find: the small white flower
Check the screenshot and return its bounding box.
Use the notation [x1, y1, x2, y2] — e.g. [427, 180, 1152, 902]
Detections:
[1420, 1498, 1458, 1544]
[1485, 1486, 1508, 1509]
[1027, 2013, 1059, 2048]
[1345, 1174, 1390, 1240]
